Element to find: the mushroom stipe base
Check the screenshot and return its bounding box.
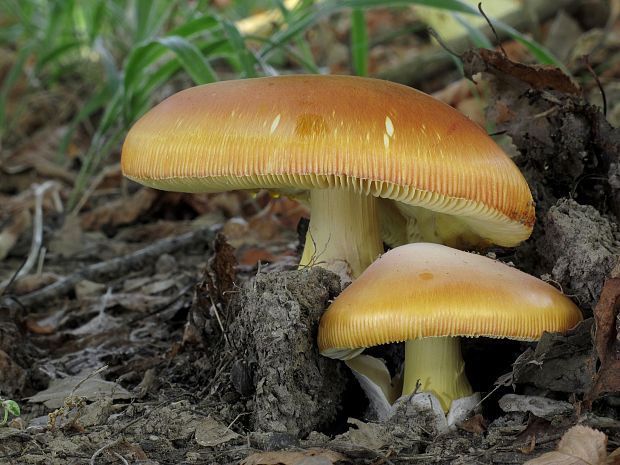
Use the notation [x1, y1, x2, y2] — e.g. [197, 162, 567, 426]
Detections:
[403, 336, 473, 412]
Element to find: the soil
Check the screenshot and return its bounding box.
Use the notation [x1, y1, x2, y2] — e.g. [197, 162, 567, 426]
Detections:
[2, 191, 619, 465]
[2, 17, 620, 465]
[229, 268, 346, 437]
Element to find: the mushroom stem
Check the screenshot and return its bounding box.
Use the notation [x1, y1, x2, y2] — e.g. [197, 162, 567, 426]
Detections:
[299, 188, 383, 278]
[402, 337, 473, 412]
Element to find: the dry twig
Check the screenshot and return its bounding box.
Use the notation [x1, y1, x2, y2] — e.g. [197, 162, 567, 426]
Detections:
[0, 226, 216, 311]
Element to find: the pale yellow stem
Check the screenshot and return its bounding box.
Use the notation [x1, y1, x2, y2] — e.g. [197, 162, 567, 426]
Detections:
[299, 189, 383, 278]
[403, 337, 473, 412]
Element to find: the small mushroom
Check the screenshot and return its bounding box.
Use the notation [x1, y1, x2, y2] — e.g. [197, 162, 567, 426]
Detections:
[318, 243, 583, 416]
[122, 75, 534, 278]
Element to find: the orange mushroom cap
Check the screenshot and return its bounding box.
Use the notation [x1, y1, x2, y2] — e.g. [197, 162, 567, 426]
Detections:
[122, 75, 534, 247]
[318, 243, 583, 356]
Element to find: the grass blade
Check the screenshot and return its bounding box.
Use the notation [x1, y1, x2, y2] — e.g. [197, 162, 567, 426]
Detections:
[351, 8, 368, 76]
[35, 40, 83, 72]
[124, 14, 221, 99]
[155, 36, 217, 85]
[221, 19, 257, 78]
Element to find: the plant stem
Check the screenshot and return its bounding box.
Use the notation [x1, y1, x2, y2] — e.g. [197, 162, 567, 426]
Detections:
[403, 336, 473, 412]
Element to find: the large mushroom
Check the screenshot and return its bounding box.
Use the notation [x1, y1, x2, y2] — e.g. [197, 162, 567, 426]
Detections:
[318, 243, 583, 415]
[121, 75, 534, 278]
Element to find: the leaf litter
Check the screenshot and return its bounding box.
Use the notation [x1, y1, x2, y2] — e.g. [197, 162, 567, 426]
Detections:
[1, 13, 620, 465]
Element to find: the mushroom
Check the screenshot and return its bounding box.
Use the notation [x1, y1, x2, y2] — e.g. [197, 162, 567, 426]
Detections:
[318, 243, 583, 415]
[121, 75, 534, 278]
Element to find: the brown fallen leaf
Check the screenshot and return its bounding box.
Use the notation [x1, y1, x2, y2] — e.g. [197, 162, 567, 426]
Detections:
[25, 318, 56, 335]
[458, 413, 487, 434]
[80, 188, 160, 231]
[268, 196, 309, 231]
[462, 48, 581, 95]
[184, 233, 237, 345]
[208, 233, 238, 306]
[11, 272, 60, 295]
[524, 425, 619, 465]
[3, 126, 76, 185]
[517, 415, 553, 453]
[238, 247, 275, 267]
[182, 192, 241, 216]
[589, 260, 620, 400]
[240, 448, 347, 465]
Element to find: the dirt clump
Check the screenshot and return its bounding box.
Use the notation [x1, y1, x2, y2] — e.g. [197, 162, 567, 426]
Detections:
[229, 267, 346, 437]
[537, 199, 620, 311]
[513, 319, 596, 394]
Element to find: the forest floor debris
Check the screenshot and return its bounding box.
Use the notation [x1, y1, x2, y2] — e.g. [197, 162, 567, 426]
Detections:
[1, 7, 620, 464]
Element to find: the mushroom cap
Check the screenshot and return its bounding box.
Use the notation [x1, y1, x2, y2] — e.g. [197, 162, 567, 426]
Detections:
[318, 243, 583, 356]
[122, 75, 534, 247]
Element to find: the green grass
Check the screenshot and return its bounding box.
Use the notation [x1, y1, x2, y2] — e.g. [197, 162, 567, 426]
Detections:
[0, 0, 564, 211]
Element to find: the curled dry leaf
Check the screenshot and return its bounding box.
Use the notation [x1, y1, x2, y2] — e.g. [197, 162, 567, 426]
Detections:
[589, 261, 620, 399]
[208, 233, 237, 306]
[462, 48, 580, 95]
[459, 413, 488, 434]
[524, 425, 619, 465]
[10, 272, 59, 295]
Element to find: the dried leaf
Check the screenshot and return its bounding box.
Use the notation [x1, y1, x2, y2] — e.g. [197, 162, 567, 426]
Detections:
[589, 270, 620, 399]
[11, 272, 59, 295]
[607, 448, 620, 465]
[240, 448, 346, 465]
[432, 78, 486, 125]
[27, 374, 132, 408]
[463, 48, 580, 94]
[524, 425, 608, 465]
[499, 394, 574, 419]
[516, 415, 552, 443]
[194, 416, 239, 447]
[209, 233, 237, 306]
[459, 413, 488, 434]
[25, 318, 56, 335]
[80, 188, 160, 231]
[248, 211, 281, 240]
[238, 247, 275, 266]
[3, 126, 76, 184]
[48, 214, 84, 258]
[268, 197, 309, 231]
[336, 418, 389, 451]
[110, 440, 148, 462]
